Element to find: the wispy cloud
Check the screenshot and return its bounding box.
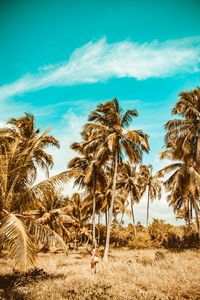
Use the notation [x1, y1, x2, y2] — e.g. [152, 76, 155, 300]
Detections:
[0, 36, 200, 101]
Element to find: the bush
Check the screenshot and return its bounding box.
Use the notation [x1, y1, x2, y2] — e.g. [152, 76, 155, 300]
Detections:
[148, 219, 200, 249]
[128, 232, 152, 249]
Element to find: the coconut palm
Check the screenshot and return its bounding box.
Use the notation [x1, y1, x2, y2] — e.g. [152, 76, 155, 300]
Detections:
[157, 151, 200, 239]
[139, 164, 162, 227]
[64, 193, 92, 247]
[68, 142, 107, 244]
[117, 162, 140, 235]
[83, 98, 149, 261]
[0, 113, 60, 212]
[0, 114, 70, 270]
[158, 88, 200, 240]
[27, 192, 77, 251]
[164, 88, 200, 163]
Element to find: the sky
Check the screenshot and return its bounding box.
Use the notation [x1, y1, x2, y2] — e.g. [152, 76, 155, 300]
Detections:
[0, 0, 200, 224]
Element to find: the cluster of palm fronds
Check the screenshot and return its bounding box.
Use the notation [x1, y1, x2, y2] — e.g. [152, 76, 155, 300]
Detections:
[157, 87, 200, 239]
[67, 98, 162, 261]
[0, 114, 70, 270]
[1, 90, 200, 270]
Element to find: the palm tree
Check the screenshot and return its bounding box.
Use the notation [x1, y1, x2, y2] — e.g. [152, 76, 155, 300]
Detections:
[0, 113, 60, 212]
[64, 193, 92, 247]
[158, 88, 200, 239]
[0, 114, 70, 270]
[83, 98, 149, 261]
[68, 142, 107, 244]
[165, 88, 200, 163]
[139, 164, 162, 227]
[27, 192, 77, 251]
[117, 162, 140, 236]
[157, 151, 200, 239]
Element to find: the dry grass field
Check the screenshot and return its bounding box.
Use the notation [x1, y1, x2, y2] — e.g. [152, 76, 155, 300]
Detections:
[0, 248, 200, 300]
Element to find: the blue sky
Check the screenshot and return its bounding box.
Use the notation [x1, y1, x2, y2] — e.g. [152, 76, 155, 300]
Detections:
[0, 0, 200, 223]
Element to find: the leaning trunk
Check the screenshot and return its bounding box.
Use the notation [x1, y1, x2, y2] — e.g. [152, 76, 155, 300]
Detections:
[92, 176, 96, 245]
[146, 186, 150, 227]
[103, 151, 118, 262]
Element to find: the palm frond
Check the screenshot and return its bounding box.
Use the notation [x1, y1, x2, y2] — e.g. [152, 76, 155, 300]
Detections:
[156, 163, 182, 178]
[0, 213, 37, 271]
[22, 171, 71, 209]
[121, 110, 138, 128]
[28, 221, 67, 252]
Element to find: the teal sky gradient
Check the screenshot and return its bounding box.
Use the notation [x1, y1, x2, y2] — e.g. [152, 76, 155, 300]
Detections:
[0, 0, 200, 223]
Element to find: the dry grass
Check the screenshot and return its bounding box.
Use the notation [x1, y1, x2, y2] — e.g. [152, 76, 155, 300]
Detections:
[0, 248, 200, 300]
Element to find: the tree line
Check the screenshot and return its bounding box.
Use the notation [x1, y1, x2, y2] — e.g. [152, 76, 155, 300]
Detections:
[0, 87, 199, 270]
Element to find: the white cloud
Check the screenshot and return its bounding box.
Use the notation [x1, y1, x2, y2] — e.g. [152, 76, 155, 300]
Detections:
[0, 121, 7, 128]
[48, 109, 86, 174]
[0, 36, 200, 101]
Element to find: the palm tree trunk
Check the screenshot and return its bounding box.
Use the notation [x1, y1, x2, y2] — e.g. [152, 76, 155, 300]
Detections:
[105, 209, 108, 231]
[97, 213, 101, 244]
[146, 186, 150, 227]
[193, 200, 200, 240]
[116, 212, 124, 247]
[190, 200, 193, 227]
[120, 211, 125, 225]
[107, 204, 110, 224]
[131, 201, 137, 236]
[103, 151, 118, 262]
[188, 200, 192, 229]
[92, 176, 96, 245]
[74, 234, 77, 250]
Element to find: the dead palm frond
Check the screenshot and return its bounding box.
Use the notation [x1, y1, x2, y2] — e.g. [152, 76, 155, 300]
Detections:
[0, 213, 37, 271]
[28, 221, 68, 253]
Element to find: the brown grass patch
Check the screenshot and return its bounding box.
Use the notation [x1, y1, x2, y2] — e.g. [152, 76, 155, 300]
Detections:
[0, 248, 200, 299]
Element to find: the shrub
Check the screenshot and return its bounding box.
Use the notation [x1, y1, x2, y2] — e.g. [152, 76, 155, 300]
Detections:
[128, 232, 152, 249]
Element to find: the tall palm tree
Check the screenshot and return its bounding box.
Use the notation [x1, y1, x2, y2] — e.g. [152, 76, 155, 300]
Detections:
[68, 142, 107, 244]
[83, 98, 149, 261]
[139, 164, 162, 227]
[117, 162, 140, 236]
[0, 114, 69, 270]
[157, 151, 200, 239]
[165, 88, 200, 163]
[0, 113, 60, 212]
[158, 88, 200, 239]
